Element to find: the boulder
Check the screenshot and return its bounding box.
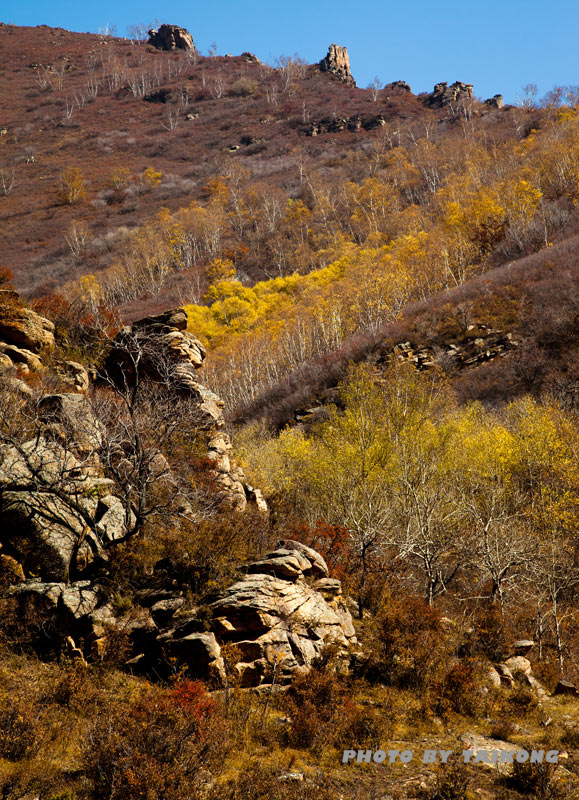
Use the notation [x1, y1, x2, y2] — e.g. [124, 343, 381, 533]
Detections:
[10, 579, 100, 624]
[105, 310, 207, 395]
[38, 393, 104, 454]
[132, 308, 189, 333]
[386, 80, 411, 93]
[95, 494, 134, 543]
[0, 304, 55, 353]
[157, 629, 225, 684]
[148, 25, 195, 52]
[319, 44, 356, 88]
[277, 539, 329, 577]
[0, 436, 83, 488]
[53, 360, 90, 393]
[495, 662, 515, 687]
[554, 679, 578, 697]
[0, 490, 100, 580]
[241, 52, 262, 64]
[504, 656, 532, 677]
[0, 342, 43, 372]
[512, 639, 534, 656]
[207, 541, 356, 685]
[486, 665, 502, 688]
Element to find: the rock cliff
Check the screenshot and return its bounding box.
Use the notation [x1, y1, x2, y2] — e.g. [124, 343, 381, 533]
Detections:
[318, 44, 356, 88]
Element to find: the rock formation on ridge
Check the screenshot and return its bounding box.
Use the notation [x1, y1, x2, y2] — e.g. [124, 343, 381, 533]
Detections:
[429, 80, 473, 108]
[319, 44, 356, 87]
[148, 24, 195, 52]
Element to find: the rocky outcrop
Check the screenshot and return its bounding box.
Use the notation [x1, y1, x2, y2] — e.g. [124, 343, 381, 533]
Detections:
[0, 291, 55, 374]
[241, 52, 262, 65]
[52, 360, 90, 393]
[105, 308, 266, 512]
[318, 44, 356, 88]
[9, 540, 356, 688]
[147, 25, 194, 52]
[133, 540, 356, 687]
[378, 326, 520, 372]
[305, 114, 385, 136]
[386, 80, 411, 93]
[0, 292, 55, 354]
[485, 94, 504, 109]
[209, 541, 356, 686]
[428, 81, 473, 108]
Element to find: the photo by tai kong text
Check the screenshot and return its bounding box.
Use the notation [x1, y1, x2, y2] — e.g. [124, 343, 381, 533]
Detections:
[342, 748, 561, 766]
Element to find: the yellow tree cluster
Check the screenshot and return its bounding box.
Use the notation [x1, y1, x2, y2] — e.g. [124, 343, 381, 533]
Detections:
[239, 365, 579, 640]
[65, 108, 579, 408]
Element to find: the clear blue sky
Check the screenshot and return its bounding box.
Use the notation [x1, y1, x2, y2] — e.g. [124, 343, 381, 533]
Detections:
[2, 0, 578, 104]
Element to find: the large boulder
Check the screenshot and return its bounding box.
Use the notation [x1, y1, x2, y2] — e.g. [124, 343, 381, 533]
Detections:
[319, 44, 356, 88]
[148, 25, 195, 52]
[0, 343, 44, 372]
[53, 360, 90, 393]
[208, 541, 356, 686]
[0, 490, 100, 580]
[38, 393, 104, 455]
[0, 435, 127, 579]
[0, 297, 55, 354]
[105, 309, 208, 396]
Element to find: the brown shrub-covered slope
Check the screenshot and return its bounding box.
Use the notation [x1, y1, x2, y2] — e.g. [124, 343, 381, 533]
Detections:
[0, 23, 451, 296]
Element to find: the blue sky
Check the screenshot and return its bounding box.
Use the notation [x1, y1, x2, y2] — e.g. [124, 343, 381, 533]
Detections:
[2, 0, 578, 104]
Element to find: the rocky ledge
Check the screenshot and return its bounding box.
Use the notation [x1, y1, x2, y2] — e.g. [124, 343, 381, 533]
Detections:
[11, 540, 357, 688]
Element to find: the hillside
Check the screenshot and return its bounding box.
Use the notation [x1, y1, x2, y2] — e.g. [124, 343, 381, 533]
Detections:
[0, 21, 578, 800]
[1, 22, 453, 297]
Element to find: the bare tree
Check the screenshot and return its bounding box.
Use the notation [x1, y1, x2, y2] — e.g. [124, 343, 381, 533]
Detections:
[459, 481, 532, 613]
[0, 167, 16, 196]
[531, 537, 579, 673]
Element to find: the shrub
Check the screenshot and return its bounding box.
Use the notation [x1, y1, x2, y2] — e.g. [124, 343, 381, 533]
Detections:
[82, 680, 224, 800]
[507, 686, 539, 716]
[283, 669, 380, 753]
[0, 695, 42, 760]
[141, 166, 162, 188]
[230, 78, 258, 97]
[423, 759, 470, 800]
[436, 660, 487, 718]
[509, 757, 565, 799]
[206, 764, 336, 800]
[361, 593, 451, 690]
[0, 266, 14, 288]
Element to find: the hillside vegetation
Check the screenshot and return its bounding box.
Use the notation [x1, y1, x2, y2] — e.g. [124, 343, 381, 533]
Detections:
[0, 22, 578, 800]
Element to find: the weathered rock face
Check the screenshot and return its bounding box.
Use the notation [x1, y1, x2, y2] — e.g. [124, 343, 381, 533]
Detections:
[10, 540, 356, 688]
[241, 52, 262, 64]
[429, 81, 473, 108]
[485, 94, 504, 109]
[386, 80, 411, 93]
[0, 293, 55, 354]
[148, 24, 195, 52]
[319, 44, 356, 88]
[207, 540, 357, 686]
[305, 114, 385, 136]
[105, 309, 208, 399]
[105, 308, 265, 512]
[0, 292, 55, 373]
[378, 326, 519, 373]
[52, 360, 90, 394]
